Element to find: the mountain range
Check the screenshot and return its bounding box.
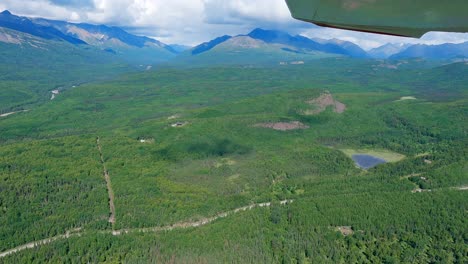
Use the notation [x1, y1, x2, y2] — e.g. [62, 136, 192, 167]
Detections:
[187, 29, 368, 58]
[1, 10, 467, 66]
[368, 43, 412, 59]
[390, 42, 468, 60]
[0, 10, 177, 64]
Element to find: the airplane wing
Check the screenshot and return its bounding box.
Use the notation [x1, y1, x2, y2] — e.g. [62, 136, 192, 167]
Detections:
[285, 0, 468, 38]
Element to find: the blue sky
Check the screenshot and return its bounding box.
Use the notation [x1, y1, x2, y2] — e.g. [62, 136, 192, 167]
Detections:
[1, 0, 467, 49]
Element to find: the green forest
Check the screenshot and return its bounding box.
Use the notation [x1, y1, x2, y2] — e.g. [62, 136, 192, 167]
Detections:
[0, 58, 466, 263]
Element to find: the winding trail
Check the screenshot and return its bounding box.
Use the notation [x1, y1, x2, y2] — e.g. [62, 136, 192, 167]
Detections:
[0, 200, 293, 258]
[96, 137, 116, 228]
[0, 229, 82, 258]
[113, 200, 293, 235]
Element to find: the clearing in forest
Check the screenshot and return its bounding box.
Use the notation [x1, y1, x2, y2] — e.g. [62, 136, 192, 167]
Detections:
[305, 92, 346, 115]
[254, 121, 309, 131]
[339, 148, 405, 163]
[171, 121, 188, 128]
[335, 226, 354, 236]
[396, 96, 417, 102]
[214, 158, 236, 168]
[412, 188, 432, 194]
[168, 114, 181, 120]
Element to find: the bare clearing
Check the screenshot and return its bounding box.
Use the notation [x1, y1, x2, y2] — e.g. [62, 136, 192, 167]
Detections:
[0, 29, 22, 44]
[171, 121, 188, 128]
[0, 200, 293, 258]
[336, 226, 354, 236]
[214, 158, 236, 168]
[255, 121, 309, 131]
[400, 173, 422, 180]
[139, 138, 155, 144]
[50, 90, 60, 100]
[305, 92, 346, 115]
[168, 114, 181, 120]
[412, 188, 432, 194]
[397, 96, 417, 101]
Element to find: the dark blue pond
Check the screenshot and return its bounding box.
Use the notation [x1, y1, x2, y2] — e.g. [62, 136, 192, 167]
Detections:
[352, 154, 387, 169]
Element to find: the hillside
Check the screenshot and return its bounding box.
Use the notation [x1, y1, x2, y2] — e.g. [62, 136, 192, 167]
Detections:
[391, 42, 468, 59]
[0, 10, 178, 64]
[0, 10, 182, 112]
[368, 43, 411, 59]
[0, 27, 128, 112]
[247, 28, 368, 58]
[172, 28, 372, 66]
[173, 35, 337, 66]
[0, 10, 84, 44]
[186, 28, 368, 58]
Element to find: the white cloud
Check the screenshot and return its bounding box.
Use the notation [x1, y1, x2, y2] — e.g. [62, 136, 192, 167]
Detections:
[1, 0, 468, 47]
[203, 0, 292, 25]
[420, 32, 468, 45]
[0, 0, 79, 21]
[301, 27, 468, 50]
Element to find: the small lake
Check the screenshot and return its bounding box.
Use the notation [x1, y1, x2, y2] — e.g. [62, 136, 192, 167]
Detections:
[352, 154, 387, 169]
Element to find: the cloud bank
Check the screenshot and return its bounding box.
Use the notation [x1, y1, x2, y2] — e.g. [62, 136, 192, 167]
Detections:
[1, 0, 467, 48]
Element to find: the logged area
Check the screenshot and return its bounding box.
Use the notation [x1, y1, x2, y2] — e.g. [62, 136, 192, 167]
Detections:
[0, 59, 467, 263]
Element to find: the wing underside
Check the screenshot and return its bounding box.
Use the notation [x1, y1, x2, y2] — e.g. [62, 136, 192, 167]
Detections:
[286, 0, 468, 38]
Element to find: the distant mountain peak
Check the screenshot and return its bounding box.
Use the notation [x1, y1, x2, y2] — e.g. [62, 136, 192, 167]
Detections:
[0, 10, 87, 45]
[246, 28, 368, 58]
[249, 28, 267, 34]
[0, 10, 179, 64]
[390, 42, 468, 60]
[192, 35, 232, 55]
[221, 36, 266, 48]
[247, 28, 292, 42]
[249, 28, 281, 34]
[368, 43, 412, 59]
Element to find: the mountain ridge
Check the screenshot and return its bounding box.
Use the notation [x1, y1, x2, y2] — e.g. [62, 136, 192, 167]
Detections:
[390, 42, 468, 59]
[246, 28, 368, 58]
[188, 28, 368, 59]
[0, 10, 178, 64]
[368, 43, 411, 59]
[2, 10, 467, 63]
[0, 10, 86, 45]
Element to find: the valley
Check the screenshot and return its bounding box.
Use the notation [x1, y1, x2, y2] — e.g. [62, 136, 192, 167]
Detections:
[0, 60, 466, 262]
[0, 9, 466, 263]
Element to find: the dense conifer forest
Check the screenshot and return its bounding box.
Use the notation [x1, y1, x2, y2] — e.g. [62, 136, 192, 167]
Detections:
[0, 58, 466, 263]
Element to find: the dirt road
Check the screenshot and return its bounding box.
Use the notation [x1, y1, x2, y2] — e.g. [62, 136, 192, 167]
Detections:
[0, 200, 293, 258]
[96, 137, 116, 227]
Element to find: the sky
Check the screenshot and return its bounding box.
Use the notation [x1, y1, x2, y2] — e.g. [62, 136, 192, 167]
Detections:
[1, 0, 468, 50]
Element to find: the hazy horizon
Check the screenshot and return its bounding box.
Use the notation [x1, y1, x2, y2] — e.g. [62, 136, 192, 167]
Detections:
[1, 0, 468, 49]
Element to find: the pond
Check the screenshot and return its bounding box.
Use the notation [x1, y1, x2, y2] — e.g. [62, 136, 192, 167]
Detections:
[352, 154, 387, 169]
